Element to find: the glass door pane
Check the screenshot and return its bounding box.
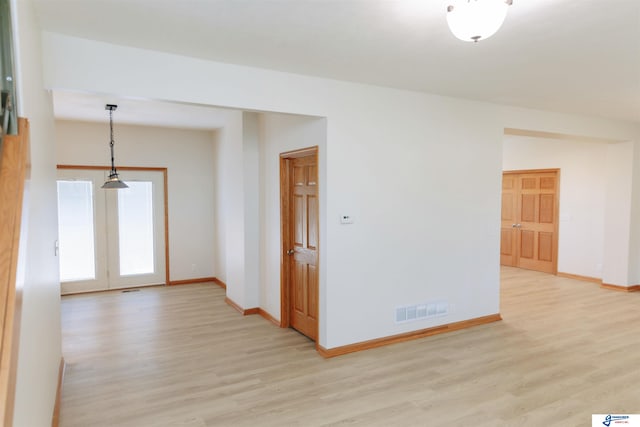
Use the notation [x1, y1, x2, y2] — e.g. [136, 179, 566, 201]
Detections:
[57, 180, 96, 281]
[57, 169, 109, 294]
[117, 181, 155, 276]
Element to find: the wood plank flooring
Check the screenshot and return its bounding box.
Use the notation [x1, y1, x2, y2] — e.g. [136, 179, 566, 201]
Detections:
[60, 267, 640, 426]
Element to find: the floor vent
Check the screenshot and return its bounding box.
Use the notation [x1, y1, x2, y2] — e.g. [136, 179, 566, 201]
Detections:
[395, 300, 448, 324]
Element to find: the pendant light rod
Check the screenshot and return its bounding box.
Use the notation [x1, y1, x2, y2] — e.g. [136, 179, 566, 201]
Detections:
[102, 104, 128, 189]
[107, 104, 117, 173]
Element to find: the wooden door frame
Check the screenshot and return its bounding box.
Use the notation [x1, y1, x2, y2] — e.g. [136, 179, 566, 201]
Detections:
[502, 168, 560, 275]
[56, 165, 171, 287]
[279, 146, 319, 331]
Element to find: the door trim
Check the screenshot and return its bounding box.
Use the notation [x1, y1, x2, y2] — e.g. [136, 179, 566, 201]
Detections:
[279, 146, 319, 332]
[502, 168, 560, 275]
[57, 164, 170, 287]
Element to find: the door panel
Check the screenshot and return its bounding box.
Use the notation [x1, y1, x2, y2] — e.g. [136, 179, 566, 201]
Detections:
[500, 170, 558, 274]
[520, 230, 535, 259]
[540, 194, 554, 223]
[307, 195, 318, 249]
[294, 262, 305, 313]
[307, 264, 318, 320]
[538, 232, 553, 261]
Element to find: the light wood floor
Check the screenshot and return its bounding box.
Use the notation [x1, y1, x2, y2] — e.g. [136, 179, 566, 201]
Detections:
[60, 267, 640, 427]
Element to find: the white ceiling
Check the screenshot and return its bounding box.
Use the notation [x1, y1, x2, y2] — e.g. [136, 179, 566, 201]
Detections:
[52, 91, 232, 130]
[35, 0, 640, 125]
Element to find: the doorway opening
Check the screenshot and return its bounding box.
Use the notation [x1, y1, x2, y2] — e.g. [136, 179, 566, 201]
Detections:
[56, 165, 169, 294]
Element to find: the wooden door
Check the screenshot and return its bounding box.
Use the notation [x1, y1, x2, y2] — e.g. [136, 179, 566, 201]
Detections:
[500, 170, 559, 274]
[500, 174, 518, 267]
[281, 148, 319, 341]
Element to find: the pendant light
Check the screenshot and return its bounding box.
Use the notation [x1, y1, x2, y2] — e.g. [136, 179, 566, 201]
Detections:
[101, 104, 128, 189]
[447, 0, 513, 43]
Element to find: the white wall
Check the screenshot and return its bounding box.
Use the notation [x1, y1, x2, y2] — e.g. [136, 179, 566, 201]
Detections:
[629, 142, 640, 284]
[242, 112, 260, 309]
[602, 141, 634, 285]
[212, 111, 246, 305]
[258, 113, 327, 322]
[11, 1, 61, 426]
[55, 120, 216, 282]
[502, 135, 608, 279]
[41, 33, 640, 349]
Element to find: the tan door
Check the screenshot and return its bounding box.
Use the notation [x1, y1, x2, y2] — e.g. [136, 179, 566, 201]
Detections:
[500, 174, 518, 267]
[500, 170, 559, 274]
[281, 148, 319, 341]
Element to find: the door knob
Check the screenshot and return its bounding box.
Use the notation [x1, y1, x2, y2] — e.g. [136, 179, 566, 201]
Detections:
[516, 224, 521, 228]
[287, 249, 294, 255]
[512, 224, 517, 228]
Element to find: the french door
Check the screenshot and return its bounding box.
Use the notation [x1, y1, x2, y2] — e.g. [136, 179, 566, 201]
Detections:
[56, 168, 166, 294]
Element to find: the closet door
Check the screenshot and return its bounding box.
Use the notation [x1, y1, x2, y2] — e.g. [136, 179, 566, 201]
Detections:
[500, 170, 559, 274]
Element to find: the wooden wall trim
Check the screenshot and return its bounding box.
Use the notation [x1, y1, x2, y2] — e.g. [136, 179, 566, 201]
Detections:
[168, 277, 216, 286]
[0, 118, 29, 426]
[163, 170, 170, 288]
[223, 297, 280, 320]
[51, 358, 65, 427]
[601, 283, 640, 293]
[258, 309, 281, 327]
[317, 314, 502, 358]
[557, 273, 640, 292]
[557, 272, 602, 284]
[224, 297, 259, 315]
[224, 297, 244, 314]
[212, 278, 226, 289]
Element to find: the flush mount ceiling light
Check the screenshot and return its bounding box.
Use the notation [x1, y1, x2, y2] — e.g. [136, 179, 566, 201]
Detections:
[101, 104, 128, 189]
[447, 0, 513, 43]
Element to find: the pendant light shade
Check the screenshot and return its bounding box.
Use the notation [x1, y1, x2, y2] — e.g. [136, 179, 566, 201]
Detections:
[101, 104, 128, 189]
[102, 171, 129, 189]
[447, 0, 512, 43]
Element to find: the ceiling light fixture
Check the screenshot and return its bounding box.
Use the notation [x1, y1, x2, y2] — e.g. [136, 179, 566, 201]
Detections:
[101, 104, 128, 189]
[447, 0, 513, 43]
